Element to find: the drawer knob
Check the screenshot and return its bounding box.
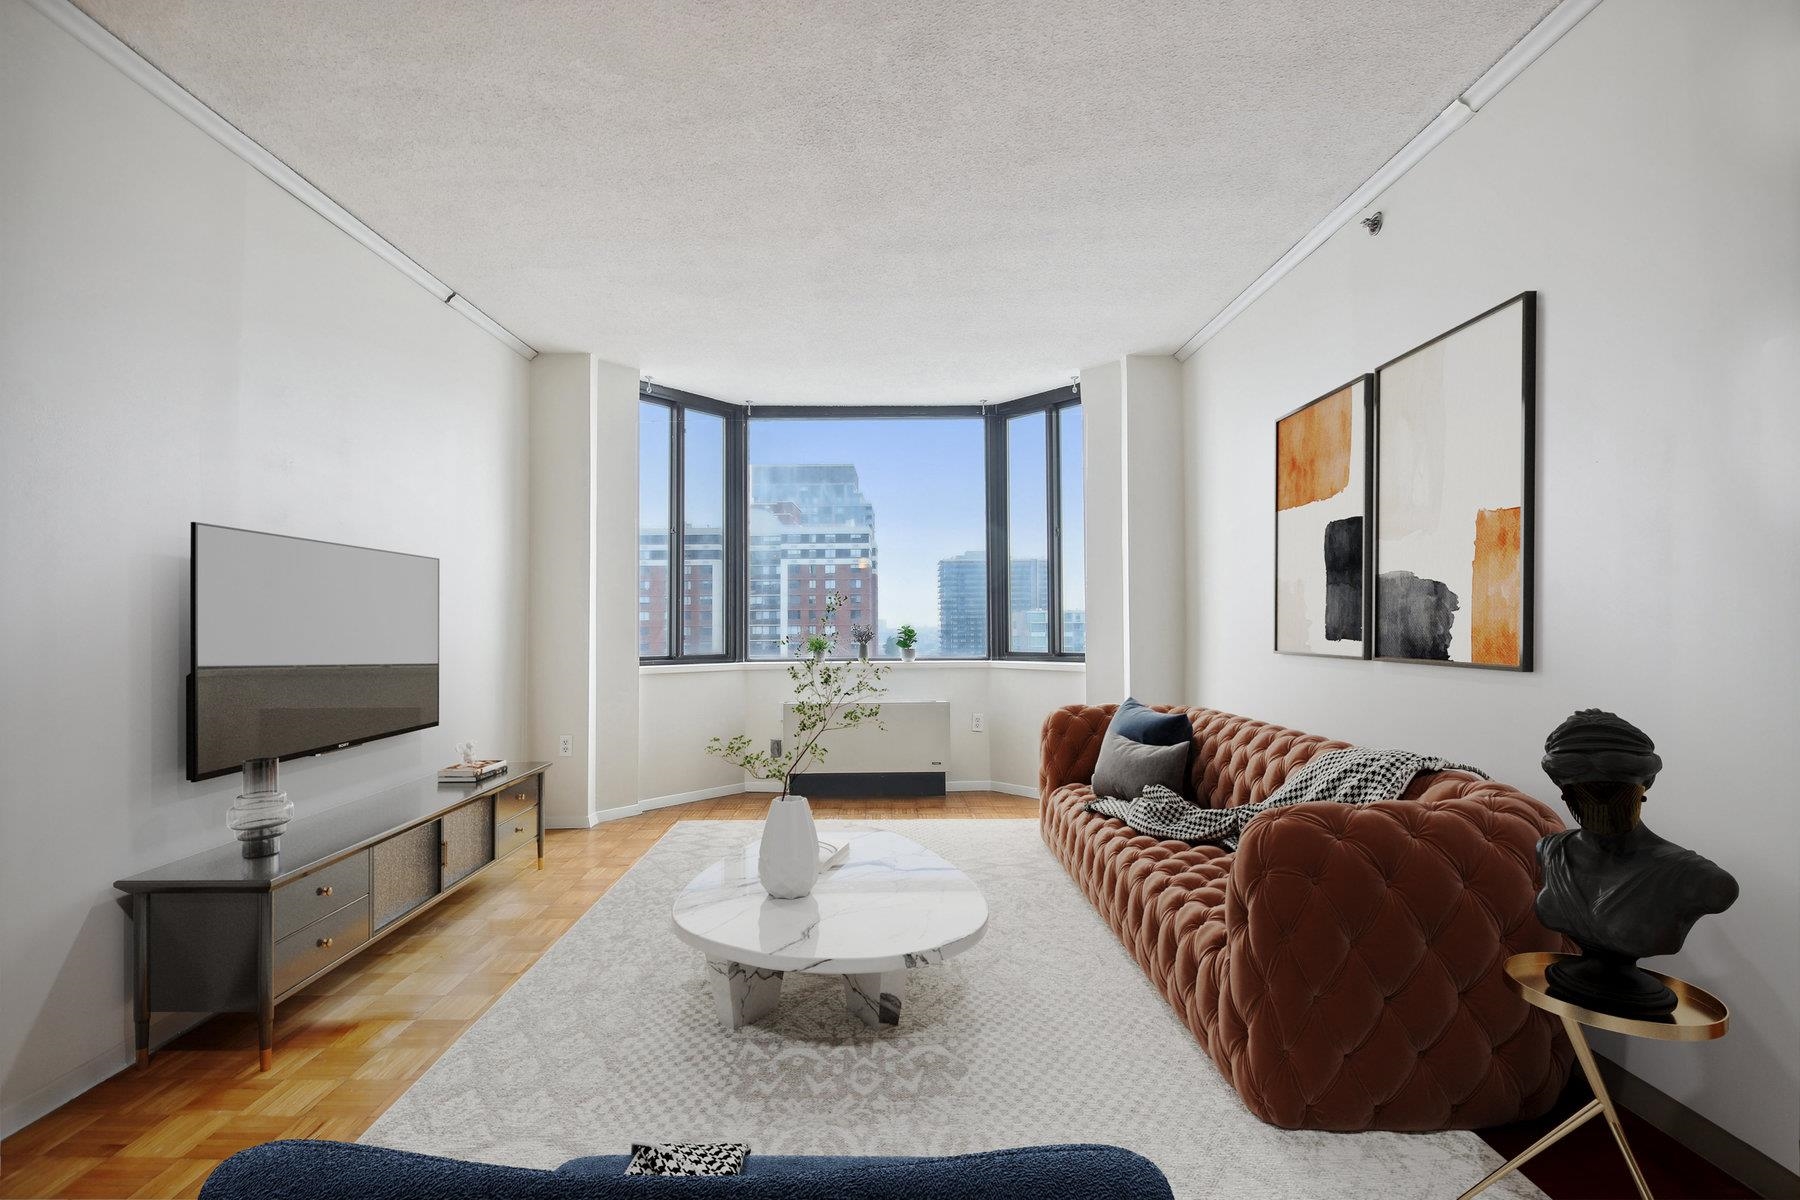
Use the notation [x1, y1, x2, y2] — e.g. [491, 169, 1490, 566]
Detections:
[514, 825, 525, 834]
[316, 884, 333, 897]
[316, 936, 334, 948]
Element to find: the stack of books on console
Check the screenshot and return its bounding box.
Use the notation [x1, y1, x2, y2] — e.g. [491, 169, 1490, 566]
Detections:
[438, 758, 508, 783]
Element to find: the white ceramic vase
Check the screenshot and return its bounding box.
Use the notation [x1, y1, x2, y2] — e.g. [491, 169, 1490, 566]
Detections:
[758, 794, 819, 899]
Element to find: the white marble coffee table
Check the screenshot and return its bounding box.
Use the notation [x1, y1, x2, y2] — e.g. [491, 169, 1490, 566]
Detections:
[671, 828, 988, 1030]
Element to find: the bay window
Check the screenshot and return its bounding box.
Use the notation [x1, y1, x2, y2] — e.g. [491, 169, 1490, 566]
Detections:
[638, 383, 1083, 664]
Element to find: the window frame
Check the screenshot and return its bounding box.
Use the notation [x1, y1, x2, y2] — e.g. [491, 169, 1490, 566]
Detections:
[639, 381, 745, 664]
[637, 386, 1083, 665]
[986, 384, 1084, 661]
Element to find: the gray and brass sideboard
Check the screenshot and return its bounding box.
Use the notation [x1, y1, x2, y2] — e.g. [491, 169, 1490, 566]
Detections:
[115, 762, 549, 1070]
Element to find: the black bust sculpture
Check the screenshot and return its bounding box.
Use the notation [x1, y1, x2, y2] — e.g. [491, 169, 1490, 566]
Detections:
[1534, 709, 1738, 1017]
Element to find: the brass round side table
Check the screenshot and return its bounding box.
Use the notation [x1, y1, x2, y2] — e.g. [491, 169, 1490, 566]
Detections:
[1460, 951, 1729, 1200]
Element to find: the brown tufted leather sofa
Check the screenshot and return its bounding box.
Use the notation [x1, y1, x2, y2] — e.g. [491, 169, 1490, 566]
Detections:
[1040, 703, 1574, 1132]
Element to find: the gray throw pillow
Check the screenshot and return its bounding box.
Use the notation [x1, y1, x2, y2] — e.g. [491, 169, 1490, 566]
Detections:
[1091, 732, 1189, 803]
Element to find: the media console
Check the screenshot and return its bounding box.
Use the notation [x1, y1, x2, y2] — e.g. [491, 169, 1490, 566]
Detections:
[115, 762, 550, 1070]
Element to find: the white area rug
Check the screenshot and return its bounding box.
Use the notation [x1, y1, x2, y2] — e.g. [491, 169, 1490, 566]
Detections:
[363, 819, 1540, 1199]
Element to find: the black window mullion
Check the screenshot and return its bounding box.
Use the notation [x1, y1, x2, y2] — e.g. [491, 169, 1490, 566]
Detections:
[1046, 402, 1063, 657]
[985, 407, 1007, 660]
[669, 404, 684, 659]
[725, 409, 747, 662]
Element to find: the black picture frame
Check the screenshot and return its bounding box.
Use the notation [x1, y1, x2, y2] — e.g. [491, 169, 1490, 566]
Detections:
[1273, 374, 1375, 660]
[1370, 291, 1536, 671]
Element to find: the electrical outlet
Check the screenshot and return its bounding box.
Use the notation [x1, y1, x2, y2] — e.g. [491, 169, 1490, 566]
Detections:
[770, 738, 783, 757]
[971, 713, 986, 733]
[558, 735, 573, 757]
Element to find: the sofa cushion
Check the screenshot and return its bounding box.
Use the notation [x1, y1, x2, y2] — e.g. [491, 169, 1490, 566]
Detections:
[1091, 734, 1188, 803]
[1108, 697, 1190, 747]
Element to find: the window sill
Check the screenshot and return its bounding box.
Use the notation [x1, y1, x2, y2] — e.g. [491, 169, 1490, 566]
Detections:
[639, 659, 1085, 676]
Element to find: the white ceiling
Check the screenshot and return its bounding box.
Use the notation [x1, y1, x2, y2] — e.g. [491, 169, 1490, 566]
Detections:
[74, 0, 1555, 405]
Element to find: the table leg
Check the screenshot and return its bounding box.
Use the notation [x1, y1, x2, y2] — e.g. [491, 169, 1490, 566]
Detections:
[256, 893, 274, 1071]
[1459, 1014, 1654, 1200]
[707, 959, 783, 1029]
[1564, 1013, 1654, 1200]
[843, 970, 907, 1029]
[132, 894, 150, 1068]
[1459, 1098, 1603, 1198]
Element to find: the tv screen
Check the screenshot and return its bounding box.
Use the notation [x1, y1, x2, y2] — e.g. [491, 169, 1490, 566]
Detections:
[188, 524, 439, 781]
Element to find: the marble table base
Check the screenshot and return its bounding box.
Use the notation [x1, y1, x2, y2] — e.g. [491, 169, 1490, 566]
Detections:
[843, 970, 907, 1028]
[706, 959, 785, 1030]
[705, 959, 912, 1030]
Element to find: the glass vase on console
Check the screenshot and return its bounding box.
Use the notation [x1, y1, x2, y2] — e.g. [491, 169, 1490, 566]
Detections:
[228, 757, 293, 858]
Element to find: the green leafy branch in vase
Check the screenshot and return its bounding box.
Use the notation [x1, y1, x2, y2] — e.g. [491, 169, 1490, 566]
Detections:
[706, 592, 889, 799]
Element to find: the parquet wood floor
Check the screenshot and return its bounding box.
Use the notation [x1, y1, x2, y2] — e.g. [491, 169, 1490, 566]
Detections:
[0, 792, 1036, 1199]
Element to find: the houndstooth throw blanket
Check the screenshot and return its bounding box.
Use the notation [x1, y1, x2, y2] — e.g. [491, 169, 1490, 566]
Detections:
[1086, 747, 1487, 849]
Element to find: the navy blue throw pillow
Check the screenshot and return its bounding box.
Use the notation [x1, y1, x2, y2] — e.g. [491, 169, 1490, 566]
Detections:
[1108, 697, 1190, 747]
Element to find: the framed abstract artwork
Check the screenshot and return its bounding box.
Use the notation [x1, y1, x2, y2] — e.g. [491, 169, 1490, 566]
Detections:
[1274, 375, 1372, 658]
[1373, 292, 1535, 670]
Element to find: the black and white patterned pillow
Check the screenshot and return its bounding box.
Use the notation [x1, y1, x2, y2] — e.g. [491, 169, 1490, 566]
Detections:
[625, 1142, 750, 1176]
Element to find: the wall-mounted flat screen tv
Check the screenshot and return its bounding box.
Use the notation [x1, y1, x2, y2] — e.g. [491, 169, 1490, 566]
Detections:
[187, 524, 439, 781]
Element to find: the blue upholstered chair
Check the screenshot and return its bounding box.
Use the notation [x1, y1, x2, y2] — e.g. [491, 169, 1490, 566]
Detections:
[199, 1140, 1175, 1199]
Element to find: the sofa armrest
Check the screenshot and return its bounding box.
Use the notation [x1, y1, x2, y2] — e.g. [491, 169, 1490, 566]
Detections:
[1216, 783, 1572, 1130]
[1039, 704, 1116, 799]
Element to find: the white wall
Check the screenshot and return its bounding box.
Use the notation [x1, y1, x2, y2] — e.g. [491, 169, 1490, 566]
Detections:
[590, 362, 643, 813]
[0, 0, 532, 1134]
[1079, 360, 1127, 702]
[638, 663, 1084, 802]
[1182, 0, 1799, 1171]
[525, 355, 644, 825]
[1081, 354, 1187, 706]
[528, 354, 601, 826]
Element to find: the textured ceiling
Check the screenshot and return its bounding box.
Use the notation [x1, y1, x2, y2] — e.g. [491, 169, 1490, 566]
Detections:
[74, 0, 1554, 404]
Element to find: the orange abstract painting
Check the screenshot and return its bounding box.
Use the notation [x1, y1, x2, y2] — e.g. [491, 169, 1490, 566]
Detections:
[1470, 506, 1523, 666]
[1276, 386, 1352, 511]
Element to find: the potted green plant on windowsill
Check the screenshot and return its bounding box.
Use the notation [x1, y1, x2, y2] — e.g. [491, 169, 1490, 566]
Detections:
[706, 594, 888, 898]
[896, 624, 918, 662]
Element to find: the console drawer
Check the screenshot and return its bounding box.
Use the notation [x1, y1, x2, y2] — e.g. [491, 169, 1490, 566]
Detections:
[495, 804, 538, 862]
[273, 896, 369, 995]
[494, 778, 539, 823]
[273, 851, 370, 942]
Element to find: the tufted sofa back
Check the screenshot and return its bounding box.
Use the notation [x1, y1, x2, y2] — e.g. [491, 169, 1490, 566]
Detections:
[1040, 703, 1511, 812]
[1178, 706, 1345, 808]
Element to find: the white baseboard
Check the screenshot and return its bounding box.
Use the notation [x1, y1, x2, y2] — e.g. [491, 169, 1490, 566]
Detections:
[580, 804, 641, 826]
[557, 780, 1040, 830]
[1, 1010, 207, 1138]
[949, 780, 1038, 798]
[642, 784, 744, 811]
